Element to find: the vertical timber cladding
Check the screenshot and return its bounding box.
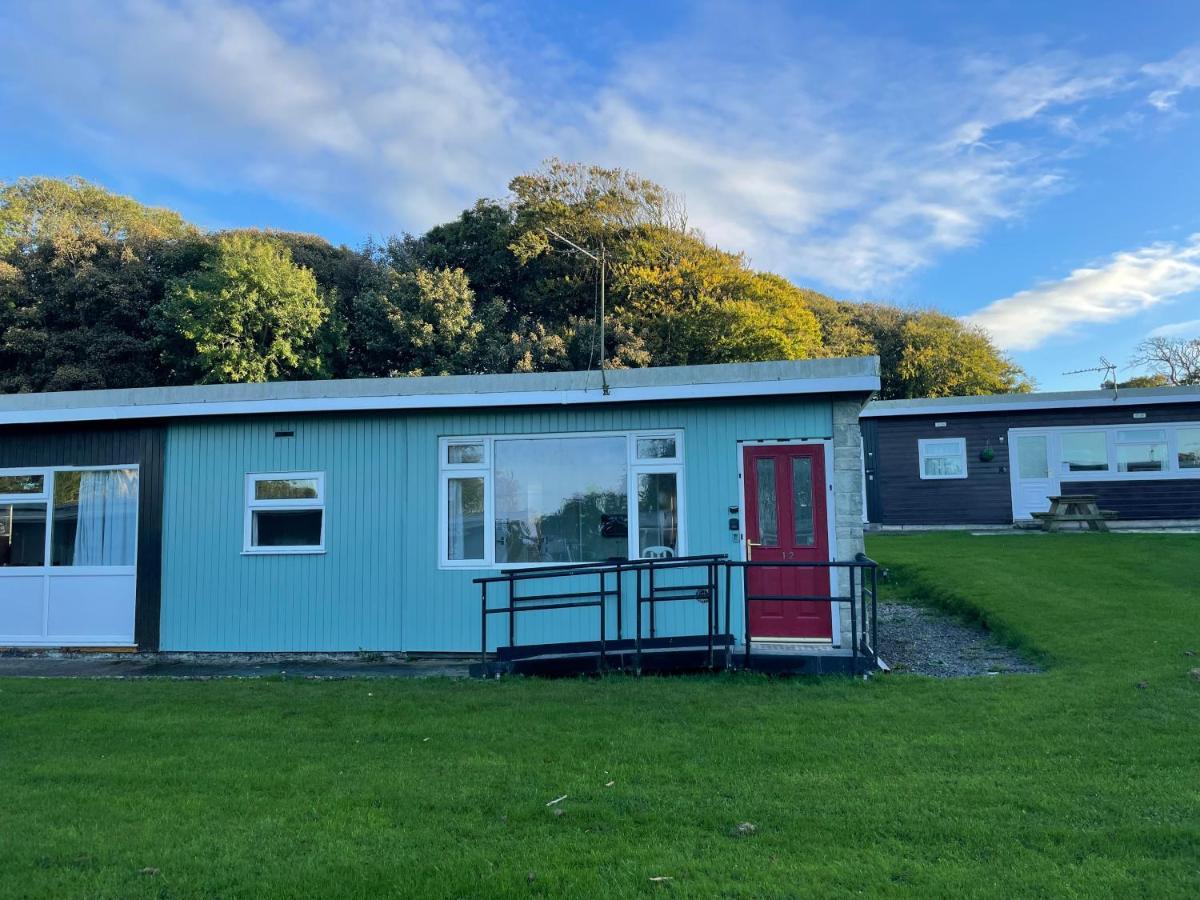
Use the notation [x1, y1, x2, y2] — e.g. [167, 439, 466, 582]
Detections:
[0, 422, 166, 649]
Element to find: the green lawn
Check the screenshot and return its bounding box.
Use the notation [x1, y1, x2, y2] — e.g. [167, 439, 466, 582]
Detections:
[2, 534, 1198, 898]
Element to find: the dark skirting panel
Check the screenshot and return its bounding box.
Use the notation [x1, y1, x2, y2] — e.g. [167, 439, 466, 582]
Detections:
[0, 423, 165, 649]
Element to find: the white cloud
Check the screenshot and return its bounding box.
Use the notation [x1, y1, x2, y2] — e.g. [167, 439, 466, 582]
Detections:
[1149, 318, 1200, 338]
[2, 1, 1194, 295]
[966, 235, 1200, 351]
[1143, 47, 1200, 111]
[3, 0, 540, 230]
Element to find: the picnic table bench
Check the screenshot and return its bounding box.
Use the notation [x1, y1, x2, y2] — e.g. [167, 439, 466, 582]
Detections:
[1031, 494, 1118, 532]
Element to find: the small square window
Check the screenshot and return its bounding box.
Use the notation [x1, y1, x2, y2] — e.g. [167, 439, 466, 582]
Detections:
[246, 472, 325, 553]
[918, 438, 967, 480]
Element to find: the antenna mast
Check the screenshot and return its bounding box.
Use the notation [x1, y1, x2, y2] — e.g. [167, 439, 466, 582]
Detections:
[545, 227, 610, 395]
[1062, 356, 1118, 397]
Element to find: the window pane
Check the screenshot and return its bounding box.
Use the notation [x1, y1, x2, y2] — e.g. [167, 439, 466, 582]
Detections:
[255, 478, 318, 500]
[1016, 436, 1049, 479]
[636, 437, 677, 459]
[1116, 429, 1165, 443]
[1117, 443, 1167, 473]
[447, 477, 485, 561]
[447, 443, 484, 465]
[1180, 428, 1200, 469]
[52, 469, 139, 566]
[0, 503, 47, 566]
[922, 449, 964, 478]
[1060, 432, 1108, 472]
[253, 510, 323, 547]
[637, 472, 678, 557]
[494, 436, 628, 564]
[754, 458, 779, 547]
[791, 457, 814, 546]
[0, 474, 44, 495]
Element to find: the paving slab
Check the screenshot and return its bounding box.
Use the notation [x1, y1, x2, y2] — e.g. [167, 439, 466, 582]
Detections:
[0, 655, 471, 679]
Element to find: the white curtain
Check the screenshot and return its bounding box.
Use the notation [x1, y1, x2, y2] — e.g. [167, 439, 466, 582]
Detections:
[73, 469, 138, 566]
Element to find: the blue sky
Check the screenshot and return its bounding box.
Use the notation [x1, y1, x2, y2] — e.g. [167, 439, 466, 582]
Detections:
[2, 0, 1199, 389]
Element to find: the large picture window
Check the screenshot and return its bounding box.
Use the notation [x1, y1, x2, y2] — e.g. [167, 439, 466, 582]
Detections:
[439, 431, 684, 567]
[0, 467, 138, 569]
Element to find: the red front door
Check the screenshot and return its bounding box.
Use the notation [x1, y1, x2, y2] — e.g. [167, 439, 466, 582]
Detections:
[743, 443, 832, 640]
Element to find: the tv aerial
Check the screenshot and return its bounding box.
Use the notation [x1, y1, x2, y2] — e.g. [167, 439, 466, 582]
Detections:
[1062, 356, 1118, 396]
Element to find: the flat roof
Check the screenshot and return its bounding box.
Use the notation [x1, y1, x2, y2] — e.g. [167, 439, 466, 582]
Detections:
[0, 356, 880, 427]
[861, 383, 1200, 418]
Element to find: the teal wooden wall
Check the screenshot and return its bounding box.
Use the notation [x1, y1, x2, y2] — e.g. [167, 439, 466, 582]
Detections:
[159, 399, 833, 651]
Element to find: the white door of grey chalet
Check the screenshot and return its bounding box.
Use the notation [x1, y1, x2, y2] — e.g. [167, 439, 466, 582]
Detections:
[1008, 431, 1055, 521]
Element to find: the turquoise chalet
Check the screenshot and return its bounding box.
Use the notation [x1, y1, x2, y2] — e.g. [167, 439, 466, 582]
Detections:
[0, 357, 880, 664]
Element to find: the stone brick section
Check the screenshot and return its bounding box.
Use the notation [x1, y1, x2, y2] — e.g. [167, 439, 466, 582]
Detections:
[832, 398, 868, 645]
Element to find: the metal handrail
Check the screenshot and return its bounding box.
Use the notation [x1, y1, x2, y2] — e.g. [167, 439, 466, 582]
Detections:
[474, 554, 879, 676]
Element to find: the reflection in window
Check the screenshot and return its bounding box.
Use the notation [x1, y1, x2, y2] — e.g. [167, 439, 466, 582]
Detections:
[636, 437, 677, 459]
[0, 503, 47, 567]
[1016, 436, 1048, 479]
[791, 456, 815, 546]
[1117, 441, 1167, 472]
[0, 474, 44, 495]
[1180, 428, 1200, 469]
[254, 478, 318, 500]
[447, 443, 484, 465]
[447, 476, 485, 561]
[1060, 432, 1108, 472]
[494, 436, 628, 564]
[755, 458, 779, 547]
[52, 469, 139, 567]
[638, 472, 678, 557]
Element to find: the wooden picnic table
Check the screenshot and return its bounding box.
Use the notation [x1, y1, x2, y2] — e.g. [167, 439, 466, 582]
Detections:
[1031, 494, 1117, 532]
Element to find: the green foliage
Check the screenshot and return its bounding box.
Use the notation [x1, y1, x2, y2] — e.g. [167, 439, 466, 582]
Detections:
[2, 170, 1028, 397]
[805, 298, 1031, 398]
[0, 177, 201, 392]
[157, 232, 327, 383]
[349, 266, 482, 377]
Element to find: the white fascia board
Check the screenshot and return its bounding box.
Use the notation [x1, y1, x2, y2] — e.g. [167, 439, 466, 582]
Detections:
[0, 375, 881, 427]
[860, 392, 1200, 418]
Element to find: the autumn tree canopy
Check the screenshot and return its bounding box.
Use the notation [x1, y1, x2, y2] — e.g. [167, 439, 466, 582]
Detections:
[0, 166, 1031, 399]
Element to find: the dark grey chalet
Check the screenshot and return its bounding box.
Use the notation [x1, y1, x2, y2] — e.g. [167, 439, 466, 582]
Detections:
[860, 385, 1200, 528]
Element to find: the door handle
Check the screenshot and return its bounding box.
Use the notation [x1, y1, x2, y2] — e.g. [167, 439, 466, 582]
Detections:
[746, 539, 762, 560]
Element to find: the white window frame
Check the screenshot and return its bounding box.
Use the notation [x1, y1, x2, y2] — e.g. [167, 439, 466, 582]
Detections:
[437, 430, 686, 569]
[917, 437, 968, 480]
[0, 465, 140, 577]
[1009, 420, 1200, 485]
[243, 471, 326, 555]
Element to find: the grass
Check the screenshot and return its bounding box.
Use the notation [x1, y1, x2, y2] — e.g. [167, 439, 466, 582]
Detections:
[2, 533, 1198, 898]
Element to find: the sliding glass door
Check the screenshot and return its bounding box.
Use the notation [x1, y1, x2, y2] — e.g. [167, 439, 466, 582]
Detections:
[0, 466, 139, 646]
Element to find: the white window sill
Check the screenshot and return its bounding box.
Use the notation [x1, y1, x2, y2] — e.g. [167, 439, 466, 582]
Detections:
[241, 548, 327, 556]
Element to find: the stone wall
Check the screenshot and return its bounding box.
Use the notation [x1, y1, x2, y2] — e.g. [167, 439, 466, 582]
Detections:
[832, 397, 868, 644]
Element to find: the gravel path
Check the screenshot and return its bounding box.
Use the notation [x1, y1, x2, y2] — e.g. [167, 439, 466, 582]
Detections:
[877, 601, 1040, 677]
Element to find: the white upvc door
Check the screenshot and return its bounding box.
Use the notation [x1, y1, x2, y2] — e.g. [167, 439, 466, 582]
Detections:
[0, 466, 139, 647]
[1008, 431, 1056, 521]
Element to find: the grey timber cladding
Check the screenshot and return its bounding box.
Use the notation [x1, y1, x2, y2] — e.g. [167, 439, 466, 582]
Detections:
[0, 423, 165, 648]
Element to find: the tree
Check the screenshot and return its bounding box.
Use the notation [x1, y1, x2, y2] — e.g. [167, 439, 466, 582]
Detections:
[157, 232, 327, 384]
[348, 266, 483, 377]
[1131, 336, 1200, 386]
[0, 177, 200, 392]
[894, 311, 1032, 398]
